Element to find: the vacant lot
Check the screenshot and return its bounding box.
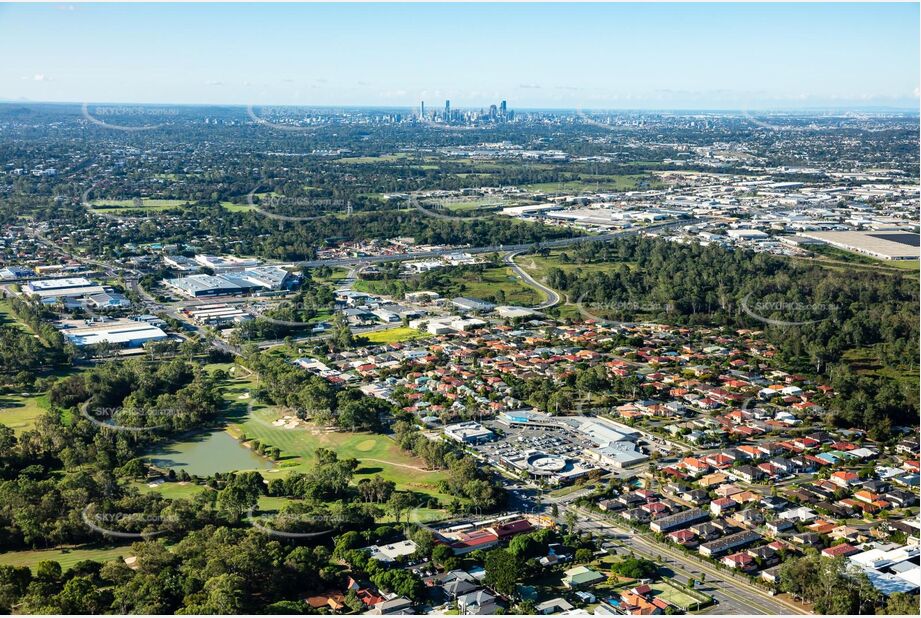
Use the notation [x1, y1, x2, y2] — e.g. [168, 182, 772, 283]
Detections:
[363, 327, 425, 345]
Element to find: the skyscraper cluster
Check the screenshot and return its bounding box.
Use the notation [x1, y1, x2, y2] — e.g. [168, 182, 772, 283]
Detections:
[417, 99, 513, 124]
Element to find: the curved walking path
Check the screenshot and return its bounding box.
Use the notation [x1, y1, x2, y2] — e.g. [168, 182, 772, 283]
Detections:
[360, 458, 431, 472]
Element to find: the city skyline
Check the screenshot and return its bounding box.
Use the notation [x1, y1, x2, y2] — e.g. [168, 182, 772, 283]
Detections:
[1, 3, 919, 110]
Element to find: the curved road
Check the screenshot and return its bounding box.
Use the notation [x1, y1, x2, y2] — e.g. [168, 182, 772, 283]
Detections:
[505, 251, 561, 309]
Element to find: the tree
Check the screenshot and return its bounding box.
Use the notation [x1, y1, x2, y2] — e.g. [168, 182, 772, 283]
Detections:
[432, 544, 455, 568]
[778, 554, 880, 614]
[53, 576, 107, 614]
[217, 472, 264, 520]
[358, 476, 395, 504]
[0, 565, 31, 612]
[387, 492, 415, 524]
[408, 527, 436, 560]
[880, 592, 920, 615]
[612, 557, 658, 580]
[484, 549, 521, 597]
[186, 573, 246, 614]
[575, 548, 594, 563]
[508, 533, 539, 559]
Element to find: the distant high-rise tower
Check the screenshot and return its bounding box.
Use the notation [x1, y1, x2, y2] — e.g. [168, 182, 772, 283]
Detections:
[500, 100, 507, 117]
[445, 100, 450, 119]
[420, 101, 425, 119]
[489, 104, 498, 120]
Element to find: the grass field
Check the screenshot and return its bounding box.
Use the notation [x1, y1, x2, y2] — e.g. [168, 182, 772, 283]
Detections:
[354, 265, 542, 306]
[437, 266, 543, 306]
[522, 174, 655, 194]
[885, 260, 920, 270]
[0, 392, 50, 435]
[89, 198, 256, 214]
[335, 153, 414, 164]
[431, 196, 513, 212]
[0, 545, 134, 572]
[228, 402, 452, 503]
[363, 327, 426, 345]
[133, 480, 208, 500]
[219, 201, 258, 213]
[808, 244, 920, 273]
[517, 250, 636, 281]
[511, 251, 637, 320]
[308, 267, 351, 285]
[0, 299, 30, 333]
[88, 198, 190, 213]
[135, 481, 447, 523]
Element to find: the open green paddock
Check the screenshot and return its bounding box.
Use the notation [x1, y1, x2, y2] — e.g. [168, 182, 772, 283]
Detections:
[355, 265, 542, 307]
[88, 198, 257, 214]
[0, 392, 51, 435]
[0, 545, 134, 573]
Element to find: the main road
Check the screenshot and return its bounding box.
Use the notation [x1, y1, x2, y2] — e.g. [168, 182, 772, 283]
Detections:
[561, 503, 808, 615]
[504, 251, 561, 309]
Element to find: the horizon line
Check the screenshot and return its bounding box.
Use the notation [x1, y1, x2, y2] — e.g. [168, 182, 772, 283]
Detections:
[1, 100, 919, 114]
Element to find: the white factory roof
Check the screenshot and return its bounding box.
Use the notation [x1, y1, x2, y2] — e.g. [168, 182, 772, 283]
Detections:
[799, 231, 920, 260]
[26, 277, 95, 291]
[61, 320, 168, 346]
[571, 417, 638, 446]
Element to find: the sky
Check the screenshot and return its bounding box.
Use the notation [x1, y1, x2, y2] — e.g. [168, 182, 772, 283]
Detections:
[1, 2, 919, 110]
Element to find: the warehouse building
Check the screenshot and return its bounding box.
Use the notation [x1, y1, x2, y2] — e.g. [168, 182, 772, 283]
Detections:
[59, 318, 168, 348]
[165, 274, 250, 298]
[798, 231, 920, 261]
[193, 254, 262, 272]
[184, 304, 253, 327]
[451, 297, 496, 313]
[25, 277, 106, 301]
[0, 266, 34, 280]
[165, 266, 296, 298]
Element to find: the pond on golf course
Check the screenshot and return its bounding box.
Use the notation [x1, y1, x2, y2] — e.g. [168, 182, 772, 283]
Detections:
[146, 428, 274, 476]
